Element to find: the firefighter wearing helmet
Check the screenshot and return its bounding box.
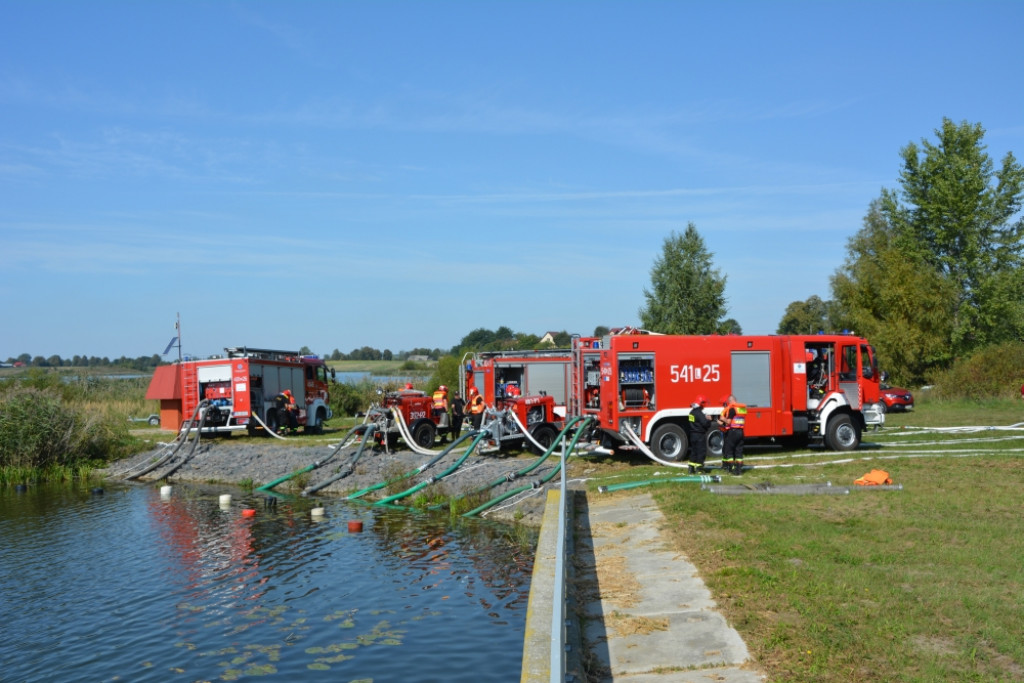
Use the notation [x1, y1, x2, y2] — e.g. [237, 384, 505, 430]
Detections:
[687, 395, 711, 474]
[467, 386, 486, 430]
[719, 394, 747, 475]
[432, 385, 450, 441]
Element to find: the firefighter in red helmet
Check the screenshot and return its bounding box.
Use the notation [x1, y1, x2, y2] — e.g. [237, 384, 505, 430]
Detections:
[719, 394, 747, 475]
[467, 386, 486, 430]
[432, 385, 450, 442]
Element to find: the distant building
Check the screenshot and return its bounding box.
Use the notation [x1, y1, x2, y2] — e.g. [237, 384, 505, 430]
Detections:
[539, 331, 559, 345]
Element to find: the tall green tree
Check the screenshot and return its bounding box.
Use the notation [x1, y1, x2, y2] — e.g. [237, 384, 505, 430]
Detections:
[777, 295, 833, 335]
[831, 200, 956, 384]
[832, 119, 1024, 383]
[885, 119, 1024, 353]
[638, 223, 727, 334]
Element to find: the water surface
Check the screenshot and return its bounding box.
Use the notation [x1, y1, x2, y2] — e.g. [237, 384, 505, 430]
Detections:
[0, 482, 534, 682]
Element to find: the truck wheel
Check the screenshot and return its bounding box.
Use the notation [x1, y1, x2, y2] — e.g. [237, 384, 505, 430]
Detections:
[530, 424, 558, 454]
[707, 429, 724, 457]
[412, 421, 436, 448]
[306, 409, 325, 435]
[825, 414, 860, 451]
[651, 423, 688, 461]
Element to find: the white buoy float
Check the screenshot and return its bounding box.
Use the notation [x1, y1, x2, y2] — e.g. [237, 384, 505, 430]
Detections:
[160, 485, 172, 498]
[219, 494, 232, 508]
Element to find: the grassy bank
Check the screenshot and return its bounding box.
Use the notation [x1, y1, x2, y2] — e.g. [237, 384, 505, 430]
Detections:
[583, 402, 1024, 681]
[0, 372, 147, 485]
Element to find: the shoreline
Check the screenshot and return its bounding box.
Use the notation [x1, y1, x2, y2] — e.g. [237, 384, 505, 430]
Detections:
[98, 432, 568, 526]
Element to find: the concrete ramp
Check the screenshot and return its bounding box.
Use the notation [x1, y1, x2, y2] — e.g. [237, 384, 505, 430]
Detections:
[574, 492, 766, 683]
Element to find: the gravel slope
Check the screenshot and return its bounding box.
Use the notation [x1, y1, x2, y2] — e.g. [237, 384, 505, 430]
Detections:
[98, 429, 584, 526]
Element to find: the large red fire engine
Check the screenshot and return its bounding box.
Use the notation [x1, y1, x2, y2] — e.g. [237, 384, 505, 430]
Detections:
[574, 331, 884, 457]
[145, 347, 334, 435]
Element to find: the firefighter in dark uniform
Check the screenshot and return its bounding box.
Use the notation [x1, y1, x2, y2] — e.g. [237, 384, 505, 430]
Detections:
[450, 391, 466, 439]
[720, 394, 747, 475]
[687, 394, 711, 474]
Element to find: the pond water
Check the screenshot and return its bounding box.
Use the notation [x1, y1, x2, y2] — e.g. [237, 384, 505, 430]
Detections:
[0, 482, 535, 682]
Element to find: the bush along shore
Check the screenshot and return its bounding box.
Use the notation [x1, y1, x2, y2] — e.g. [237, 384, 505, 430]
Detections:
[0, 387, 138, 487]
[95, 431, 563, 527]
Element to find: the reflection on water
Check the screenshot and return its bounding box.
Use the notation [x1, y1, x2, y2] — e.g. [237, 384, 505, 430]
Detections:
[0, 482, 535, 681]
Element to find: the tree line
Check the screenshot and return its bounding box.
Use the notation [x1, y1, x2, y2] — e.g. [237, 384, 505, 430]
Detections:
[3, 353, 162, 371]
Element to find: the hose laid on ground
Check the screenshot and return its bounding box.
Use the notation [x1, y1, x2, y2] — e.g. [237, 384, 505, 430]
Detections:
[462, 417, 593, 518]
[882, 422, 1024, 436]
[346, 429, 487, 501]
[597, 474, 720, 493]
[119, 400, 207, 480]
[703, 483, 852, 495]
[373, 428, 494, 506]
[256, 424, 369, 493]
[302, 425, 378, 496]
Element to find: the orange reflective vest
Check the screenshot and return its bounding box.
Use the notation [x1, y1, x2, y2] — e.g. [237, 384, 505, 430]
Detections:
[432, 390, 448, 411]
[722, 402, 746, 430]
[468, 395, 485, 414]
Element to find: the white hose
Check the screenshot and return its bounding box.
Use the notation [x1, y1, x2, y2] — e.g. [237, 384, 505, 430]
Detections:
[506, 410, 549, 452]
[391, 406, 441, 456]
[249, 410, 289, 441]
[621, 422, 691, 470]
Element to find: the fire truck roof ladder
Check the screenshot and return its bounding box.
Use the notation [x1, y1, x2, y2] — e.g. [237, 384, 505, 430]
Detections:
[224, 347, 300, 361]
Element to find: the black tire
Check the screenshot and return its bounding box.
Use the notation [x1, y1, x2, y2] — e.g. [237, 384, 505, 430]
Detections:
[825, 413, 860, 451]
[411, 420, 436, 448]
[530, 424, 558, 454]
[878, 401, 888, 415]
[707, 429, 724, 458]
[147, 415, 160, 427]
[306, 408, 326, 435]
[651, 423, 688, 461]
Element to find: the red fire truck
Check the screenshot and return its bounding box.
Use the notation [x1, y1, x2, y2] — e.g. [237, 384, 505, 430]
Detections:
[371, 388, 449, 448]
[461, 348, 574, 417]
[574, 331, 884, 458]
[461, 349, 570, 452]
[145, 347, 334, 435]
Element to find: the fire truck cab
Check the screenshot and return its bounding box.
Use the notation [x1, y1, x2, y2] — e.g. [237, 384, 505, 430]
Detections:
[575, 332, 884, 458]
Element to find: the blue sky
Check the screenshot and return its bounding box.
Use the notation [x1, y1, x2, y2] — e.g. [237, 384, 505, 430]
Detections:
[2, 1, 1022, 360]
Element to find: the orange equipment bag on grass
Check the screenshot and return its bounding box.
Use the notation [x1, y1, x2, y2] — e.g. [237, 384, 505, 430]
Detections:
[854, 469, 893, 486]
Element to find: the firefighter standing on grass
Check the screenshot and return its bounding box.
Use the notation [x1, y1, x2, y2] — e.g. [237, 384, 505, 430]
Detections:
[687, 395, 711, 474]
[719, 394, 747, 475]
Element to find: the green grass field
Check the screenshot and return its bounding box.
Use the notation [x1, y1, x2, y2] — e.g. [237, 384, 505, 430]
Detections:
[584, 401, 1024, 682]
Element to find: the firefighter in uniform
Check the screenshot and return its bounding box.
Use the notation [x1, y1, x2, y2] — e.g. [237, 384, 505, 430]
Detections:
[274, 389, 298, 433]
[432, 385, 450, 442]
[687, 395, 711, 474]
[450, 391, 466, 439]
[467, 387, 486, 430]
[719, 394, 747, 475]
